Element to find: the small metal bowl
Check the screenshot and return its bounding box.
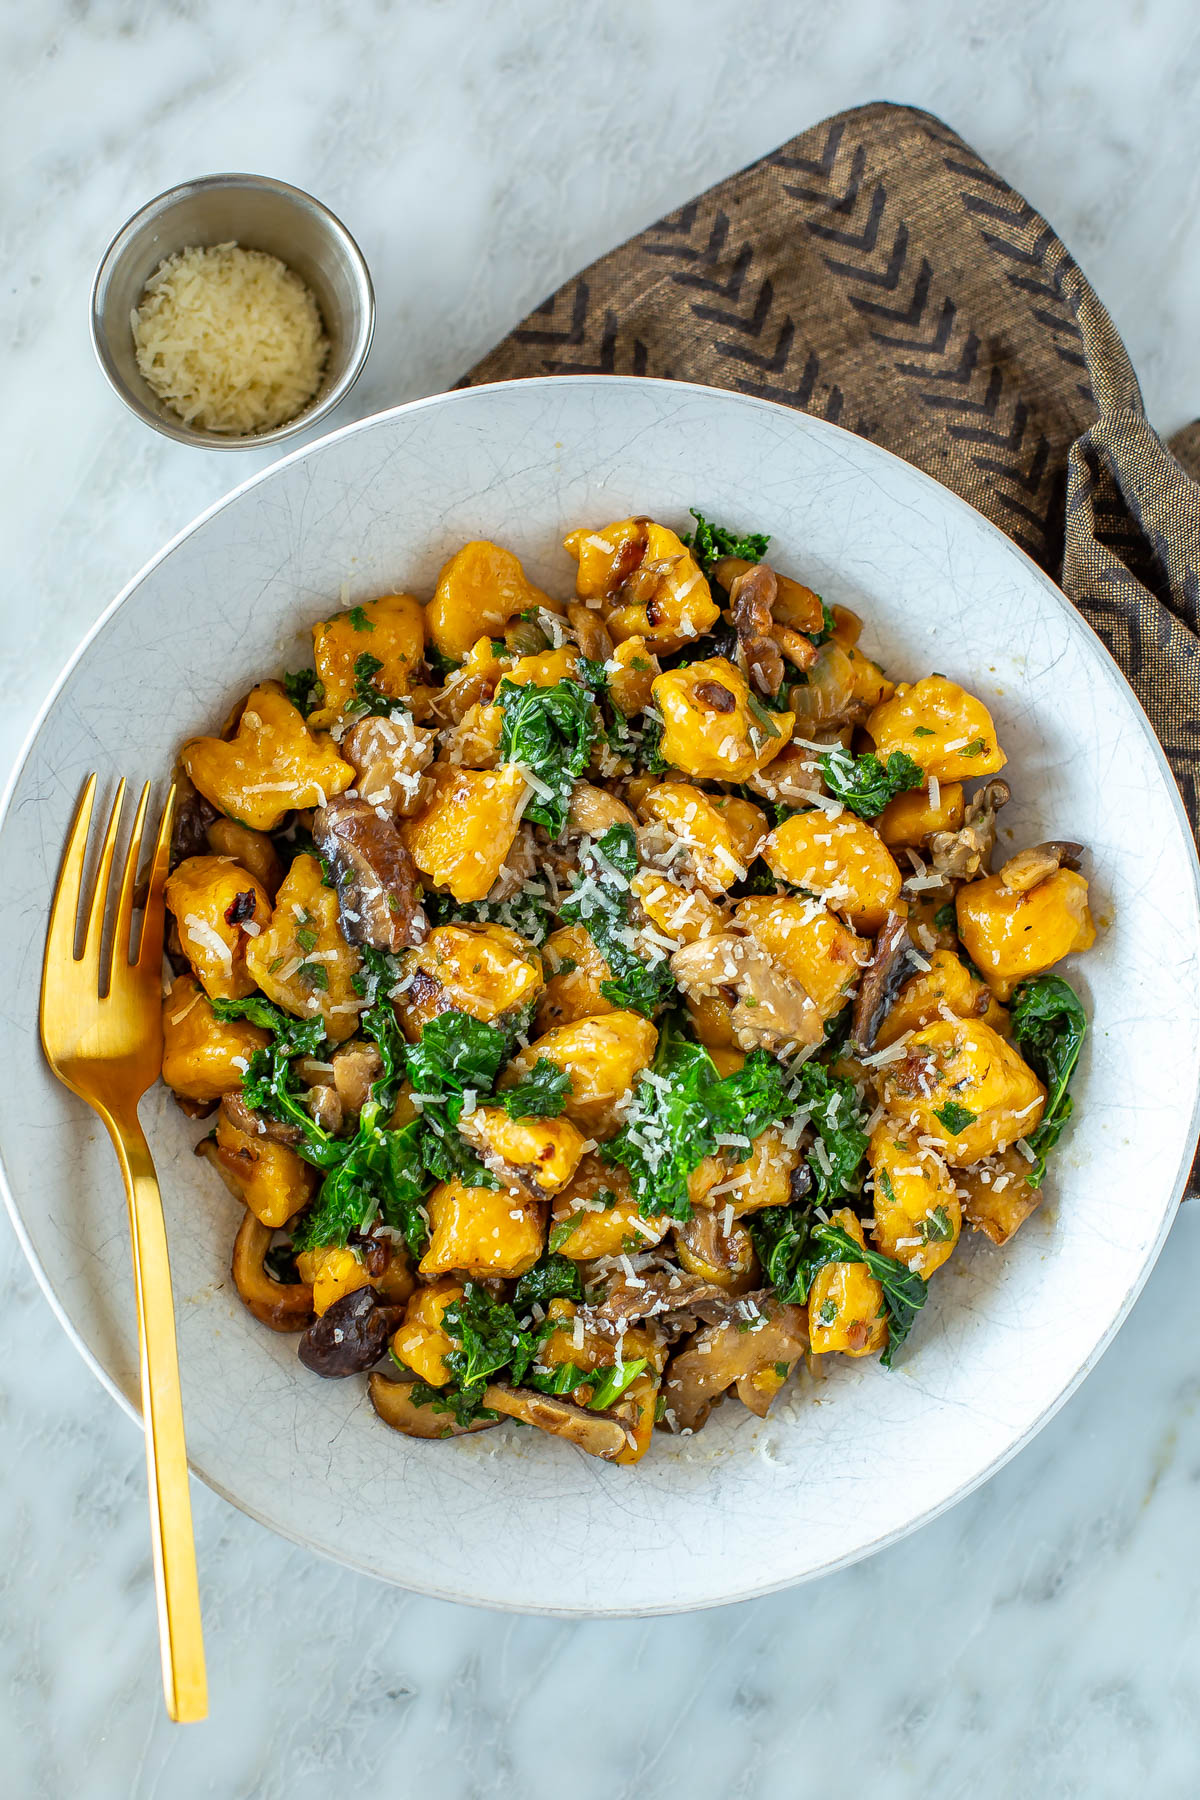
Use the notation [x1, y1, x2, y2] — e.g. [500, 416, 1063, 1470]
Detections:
[90, 173, 375, 449]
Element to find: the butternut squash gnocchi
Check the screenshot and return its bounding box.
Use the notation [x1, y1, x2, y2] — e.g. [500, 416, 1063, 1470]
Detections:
[163, 511, 1094, 1463]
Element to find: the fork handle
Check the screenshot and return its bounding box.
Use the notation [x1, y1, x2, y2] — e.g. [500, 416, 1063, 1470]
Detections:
[106, 1110, 208, 1722]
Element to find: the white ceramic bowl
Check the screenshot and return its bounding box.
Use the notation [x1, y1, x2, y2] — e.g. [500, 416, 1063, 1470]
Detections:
[3, 377, 1198, 1616]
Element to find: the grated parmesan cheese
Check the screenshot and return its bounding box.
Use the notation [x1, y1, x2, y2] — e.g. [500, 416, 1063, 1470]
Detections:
[132, 242, 329, 436]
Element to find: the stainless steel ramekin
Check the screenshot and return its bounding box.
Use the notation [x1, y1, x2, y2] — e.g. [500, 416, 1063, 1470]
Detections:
[90, 173, 375, 449]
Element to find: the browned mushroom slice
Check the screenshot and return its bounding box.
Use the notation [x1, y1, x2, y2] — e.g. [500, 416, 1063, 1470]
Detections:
[170, 767, 218, 868]
[297, 1286, 404, 1377]
[481, 1383, 629, 1459]
[484, 824, 538, 903]
[669, 933, 823, 1056]
[851, 910, 915, 1050]
[998, 841, 1085, 893]
[743, 740, 827, 808]
[567, 782, 638, 839]
[331, 1039, 383, 1121]
[585, 1267, 733, 1338]
[313, 795, 429, 952]
[928, 778, 1011, 884]
[674, 1212, 758, 1294]
[959, 1149, 1044, 1244]
[661, 1295, 809, 1432]
[342, 714, 436, 818]
[368, 1372, 499, 1439]
[727, 564, 785, 698]
[231, 1211, 314, 1331]
[220, 1093, 304, 1145]
[566, 601, 615, 664]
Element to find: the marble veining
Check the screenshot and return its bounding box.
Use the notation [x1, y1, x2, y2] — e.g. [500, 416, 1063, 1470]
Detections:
[4, 0, 1200, 1793]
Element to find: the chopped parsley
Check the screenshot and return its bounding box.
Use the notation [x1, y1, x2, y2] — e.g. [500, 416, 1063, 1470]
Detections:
[934, 1100, 977, 1134]
[346, 651, 397, 719]
[919, 1205, 954, 1244]
[348, 605, 375, 632]
[282, 668, 323, 716]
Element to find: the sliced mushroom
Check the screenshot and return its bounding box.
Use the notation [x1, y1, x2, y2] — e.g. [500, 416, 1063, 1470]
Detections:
[220, 1094, 303, 1145]
[231, 1210, 314, 1331]
[481, 1383, 629, 1459]
[297, 1285, 404, 1378]
[928, 778, 1010, 884]
[999, 841, 1084, 893]
[669, 933, 823, 1055]
[674, 1212, 758, 1294]
[851, 910, 915, 1050]
[332, 1040, 383, 1120]
[661, 1295, 809, 1431]
[368, 1372, 499, 1438]
[485, 824, 538, 903]
[342, 714, 436, 818]
[728, 564, 785, 698]
[205, 817, 284, 895]
[567, 782, 638, 839]
[771, 623, 819, 674]
[170, 769, 217, 868]
[585, 1267, 733, 1339]
[566, 601, 615, 664]
[312, 794, 429, 952]
[743, 740, 827, 808]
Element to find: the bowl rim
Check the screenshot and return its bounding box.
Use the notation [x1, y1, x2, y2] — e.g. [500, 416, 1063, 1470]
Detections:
[88, 170, 376, 450]
[5, 374, 1199, 1613]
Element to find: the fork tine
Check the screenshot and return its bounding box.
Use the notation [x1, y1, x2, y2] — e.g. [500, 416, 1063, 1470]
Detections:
[108, 781, 153, 987]
[80, 779, 126, 983]
[43, 774, 98, 986]
[135, 784, 176, 972]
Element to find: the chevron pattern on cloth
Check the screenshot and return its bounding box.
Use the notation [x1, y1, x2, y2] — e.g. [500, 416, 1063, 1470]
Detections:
[464, 100, 1200, 1193]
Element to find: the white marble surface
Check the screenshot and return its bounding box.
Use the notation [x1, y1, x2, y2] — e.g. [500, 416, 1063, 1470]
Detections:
[4, 1, 1200, 1793]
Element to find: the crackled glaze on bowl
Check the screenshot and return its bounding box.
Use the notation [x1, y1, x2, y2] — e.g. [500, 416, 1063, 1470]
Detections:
[1, 377, 1198, 1615]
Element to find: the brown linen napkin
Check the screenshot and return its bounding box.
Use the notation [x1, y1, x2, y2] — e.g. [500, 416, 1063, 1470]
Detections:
[464, 100, 1200, 1196]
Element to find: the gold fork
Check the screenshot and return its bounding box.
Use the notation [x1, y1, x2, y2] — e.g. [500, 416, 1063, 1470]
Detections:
[40, 775, 207, 1723]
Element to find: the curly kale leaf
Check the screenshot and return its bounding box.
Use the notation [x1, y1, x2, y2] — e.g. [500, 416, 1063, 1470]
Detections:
[512, 1254, 583, 1311]
[788, 1060, 869, 1206]
[820, 747, 924, 819]
[440, 1284, 551, 1416]
[499, 1058, 572, 1119]
[407, 1009, 511, 1101]
[496, 677, 600, 837]
[812, 1223, 927, 1368]
[749, 1214, 926, 1367]
[560, 823, 675, 1018]
[1010, 975, 1087, 1185]
[682, 509, 770, 574]
[602, 1020, 788, 1219]
[425, 878, 554, 946]
[209, 997, 338, 1161]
